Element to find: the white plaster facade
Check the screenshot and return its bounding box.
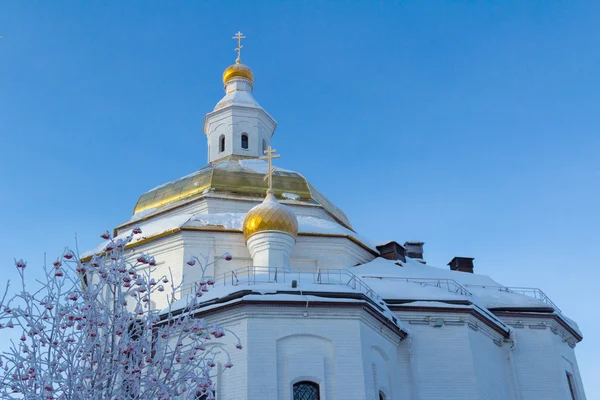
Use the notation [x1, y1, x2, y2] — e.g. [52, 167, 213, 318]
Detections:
[90, 56, 588, 399]
[203, 78, 276, 164]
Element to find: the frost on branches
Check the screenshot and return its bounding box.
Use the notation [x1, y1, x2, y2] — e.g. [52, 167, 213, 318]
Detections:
[0, 228, 240, 400]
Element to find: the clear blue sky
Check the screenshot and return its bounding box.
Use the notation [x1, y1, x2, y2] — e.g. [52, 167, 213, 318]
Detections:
[1, 1, 598, 396]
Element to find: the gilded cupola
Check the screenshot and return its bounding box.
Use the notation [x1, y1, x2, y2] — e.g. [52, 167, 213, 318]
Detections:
[243, 190, 298, 241]
[223, 62, 254, 86]
[243, 146, 298, 270]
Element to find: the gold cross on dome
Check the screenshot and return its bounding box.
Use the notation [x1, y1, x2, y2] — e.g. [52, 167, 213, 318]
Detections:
[260, 146, 280, 192]
[232, 31, 246, 63]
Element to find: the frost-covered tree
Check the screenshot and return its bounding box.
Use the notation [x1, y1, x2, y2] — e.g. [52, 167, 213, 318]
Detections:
[0, 228, 240, 400]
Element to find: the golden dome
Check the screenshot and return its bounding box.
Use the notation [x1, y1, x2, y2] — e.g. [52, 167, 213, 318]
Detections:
[131, 157, 353, 231]
[223, 62, 254, 85]
[243, 191, 298, 241]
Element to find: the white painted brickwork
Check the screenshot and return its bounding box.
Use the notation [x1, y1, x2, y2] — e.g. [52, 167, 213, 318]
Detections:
[500, 316, 587, 400]
[164, 300, 588, 400]
[143, 227, 586, 400]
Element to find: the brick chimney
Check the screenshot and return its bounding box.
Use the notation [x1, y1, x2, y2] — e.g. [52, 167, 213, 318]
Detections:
[404, 241, 425, 264]
[448, 257, 475, 273]
[376, 241, 406, 262]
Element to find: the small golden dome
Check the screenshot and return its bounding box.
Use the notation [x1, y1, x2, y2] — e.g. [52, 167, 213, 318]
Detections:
[243, 191, 298, 241]
[223, 62, 254, 85]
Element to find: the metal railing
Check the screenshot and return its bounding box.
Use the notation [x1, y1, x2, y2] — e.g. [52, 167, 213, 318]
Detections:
[464, 284, 561, 313]
[179, 267, 385, 306]
[360, 276, 473, 297]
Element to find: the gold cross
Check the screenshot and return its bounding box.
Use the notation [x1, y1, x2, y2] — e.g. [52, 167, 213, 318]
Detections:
[260, 146, 280, 193]
[232, 31, 246, 63]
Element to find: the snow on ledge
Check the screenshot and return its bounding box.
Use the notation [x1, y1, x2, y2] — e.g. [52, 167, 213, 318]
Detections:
[165, 277, 407, 333]
[282, 192, 300, 200]
[82, 213, 377, 258]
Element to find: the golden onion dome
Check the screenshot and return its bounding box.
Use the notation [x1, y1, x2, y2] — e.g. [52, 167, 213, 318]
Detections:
[243, 191, 298, 241]
[223, 62, 254, 85]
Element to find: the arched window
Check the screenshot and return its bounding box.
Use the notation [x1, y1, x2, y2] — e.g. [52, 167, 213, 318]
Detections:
[293, 381, 320, 400]
[262, 139, 267, 154]
[219, 135, 225, 153]
[379, 390, 386, 400]
[241, 133, 249, 149]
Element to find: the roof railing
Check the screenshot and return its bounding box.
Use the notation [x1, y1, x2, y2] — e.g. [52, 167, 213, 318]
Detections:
[360, 276, 473, 297]
[464, 284, 561, 313]
[179, 266, 385, 307]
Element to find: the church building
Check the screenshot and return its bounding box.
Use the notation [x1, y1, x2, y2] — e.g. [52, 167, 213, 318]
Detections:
[85, 33, 586, 400]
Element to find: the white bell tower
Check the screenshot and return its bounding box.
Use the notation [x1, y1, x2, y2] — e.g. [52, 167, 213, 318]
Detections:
[203, 32, 277, 164]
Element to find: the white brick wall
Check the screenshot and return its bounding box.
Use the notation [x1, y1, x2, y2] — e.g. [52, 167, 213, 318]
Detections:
[500, 316, 587, 400]
[134, 230, 587, 400]
[468, 327, 513, 399]
[186, 303, 405, 400]
[160, 298, 588, 400]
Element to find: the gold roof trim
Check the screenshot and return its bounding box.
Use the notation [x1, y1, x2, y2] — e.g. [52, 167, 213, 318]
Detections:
[131, 158, 352, 230]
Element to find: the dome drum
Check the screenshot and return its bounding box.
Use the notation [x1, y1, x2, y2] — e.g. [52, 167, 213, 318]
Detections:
[246, 232, 296, 271]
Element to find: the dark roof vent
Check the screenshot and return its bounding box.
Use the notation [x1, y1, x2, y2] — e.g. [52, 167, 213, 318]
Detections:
[376, 241, 406, 263]
[404, 241, 425, 264]
[448, 257, 475, 273]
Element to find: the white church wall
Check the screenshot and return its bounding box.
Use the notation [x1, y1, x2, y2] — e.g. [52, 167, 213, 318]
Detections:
[276, 334, 335, 400]
[165, 301, 408, 400]
[357, 319, 410, 400]
[180, 231, 251, 283]
[126, 233, 186, 311]
[560, 348, 587, 400]
[293, 236, 375, 270]
[394, 310, 493, 400]
[205, 105, 275, 163]
[161, 305, 250, 400]
[134, 228, 374, 289]
[229, 304, 405, 400]
[501, 316, 587, 400]
[467, 327, 514, 400]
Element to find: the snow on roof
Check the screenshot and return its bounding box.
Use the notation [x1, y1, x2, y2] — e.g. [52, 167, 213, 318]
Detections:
[362, 278, 468, 303]
[81, 214, 192, 258]
[214, 89, 262, 111]
[184, 212, 373, 248]
[397, 301, 473, 309]
[166, 275, 406, 332]
[375, 240, 401, 247]
[186, 213, 244, 231]
[238, 159, 294, 174]
[353, 257, 499, 287]
[352, 258, 560, 312]
[82, 213, 376, 258]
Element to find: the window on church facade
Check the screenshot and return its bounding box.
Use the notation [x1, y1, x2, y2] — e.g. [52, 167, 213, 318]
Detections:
[262, 139, 267, 154]
[293, 381, 320, 400]
[219, 135, 225, 153]
[379, 390, 386, 400]
[241, 134, 249, 149]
